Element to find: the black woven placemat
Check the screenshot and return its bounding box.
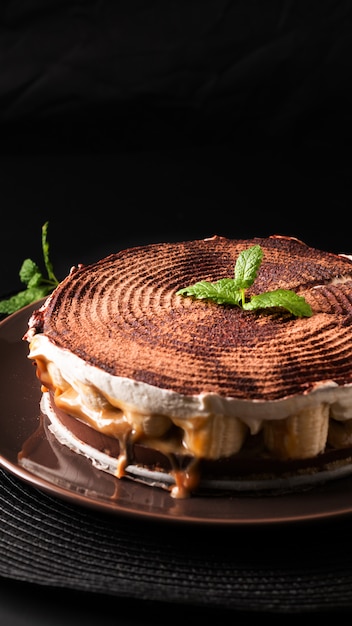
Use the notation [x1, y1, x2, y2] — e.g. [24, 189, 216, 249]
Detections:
[2, 466, 352, 613]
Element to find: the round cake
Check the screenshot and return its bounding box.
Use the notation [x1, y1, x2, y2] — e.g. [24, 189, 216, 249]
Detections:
[22, 234, 352, 498]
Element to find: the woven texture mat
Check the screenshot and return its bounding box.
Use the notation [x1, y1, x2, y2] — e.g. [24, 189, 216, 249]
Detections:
[2, 467, 352, 613]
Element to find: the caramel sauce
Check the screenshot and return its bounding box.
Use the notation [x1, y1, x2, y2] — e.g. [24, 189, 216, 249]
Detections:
[31, 355, 202, 496]
[28, 352, 352, 499]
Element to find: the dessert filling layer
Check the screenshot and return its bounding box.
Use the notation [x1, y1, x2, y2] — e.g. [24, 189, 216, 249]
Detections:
[37, 392, 352, 499]
[27, 334, 352, 497]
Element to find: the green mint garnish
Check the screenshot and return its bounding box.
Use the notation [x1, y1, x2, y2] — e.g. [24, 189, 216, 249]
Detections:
[0, 221, 59, 315]
[177, 244, 313, 318]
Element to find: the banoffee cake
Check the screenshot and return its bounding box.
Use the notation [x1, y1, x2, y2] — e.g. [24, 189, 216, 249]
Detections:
[21, 235, 352, 498]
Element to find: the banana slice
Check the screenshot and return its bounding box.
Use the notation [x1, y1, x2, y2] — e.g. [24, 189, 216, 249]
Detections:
[174, 414, 248, 459]
[125, 411, 173, 438]
[263, 404, 329, 460]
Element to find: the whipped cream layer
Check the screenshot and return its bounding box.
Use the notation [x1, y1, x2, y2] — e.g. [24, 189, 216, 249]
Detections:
[28, 334, 352, 424]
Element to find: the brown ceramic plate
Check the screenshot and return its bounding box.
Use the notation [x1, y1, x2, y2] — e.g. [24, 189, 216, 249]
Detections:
[2, 300, 352, 526]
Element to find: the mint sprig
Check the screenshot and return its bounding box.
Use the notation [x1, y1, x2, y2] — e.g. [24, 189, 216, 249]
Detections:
[0, 221, 59, 315]
[177, 244, 313, 318]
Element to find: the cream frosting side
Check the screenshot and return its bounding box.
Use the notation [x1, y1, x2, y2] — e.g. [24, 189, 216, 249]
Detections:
[27, 333, 352, 434]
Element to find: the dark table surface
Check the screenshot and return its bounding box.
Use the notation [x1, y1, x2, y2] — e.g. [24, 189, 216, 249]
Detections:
[2, 2, 352, 622]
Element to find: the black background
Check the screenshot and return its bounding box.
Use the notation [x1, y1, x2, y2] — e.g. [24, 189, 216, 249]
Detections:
[1, 0, 352, 298]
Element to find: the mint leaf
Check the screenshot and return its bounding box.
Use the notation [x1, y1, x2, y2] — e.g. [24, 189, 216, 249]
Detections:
[19, 258, 41, 285]
[243, 289, 313, 317]
[233, 244, 263, 289]
[177, 279, 242, 305]
[0, 286, 54, 315]
[177, 244, 313, 318]
[27, 270, 45, 289]
[0, 221, 59, 315]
